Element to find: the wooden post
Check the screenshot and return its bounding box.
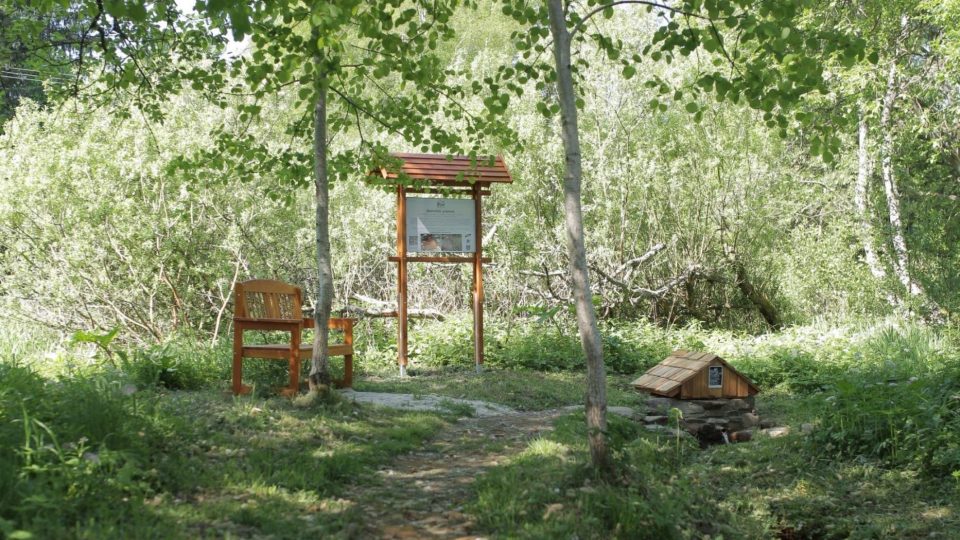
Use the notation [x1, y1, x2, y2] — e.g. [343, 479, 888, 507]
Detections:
[397, 185, 409, 376]
[473, 183, 484, 371]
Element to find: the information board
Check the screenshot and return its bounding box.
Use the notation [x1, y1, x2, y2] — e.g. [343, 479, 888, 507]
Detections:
[405, 197, 476, 253]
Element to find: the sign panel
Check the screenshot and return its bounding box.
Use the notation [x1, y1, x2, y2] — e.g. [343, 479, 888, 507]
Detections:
[406, 197, 476, 253]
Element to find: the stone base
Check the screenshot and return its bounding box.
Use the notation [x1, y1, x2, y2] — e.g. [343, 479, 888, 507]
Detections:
[644, 395, 759, 439]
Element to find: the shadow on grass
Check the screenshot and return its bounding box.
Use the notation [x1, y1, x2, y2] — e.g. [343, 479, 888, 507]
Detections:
[690, 433, 960, 539]
[134, 390, 447, 538]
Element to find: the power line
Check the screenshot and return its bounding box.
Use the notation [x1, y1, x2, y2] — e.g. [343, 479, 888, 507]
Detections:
[0, 66, 72, 85]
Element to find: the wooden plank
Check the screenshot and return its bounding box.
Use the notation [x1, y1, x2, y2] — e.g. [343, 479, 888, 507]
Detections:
[655, 379, 681, 394]
[399, 164, 510, 175]
[662, 357, 703, 371]
[388, 174, 510, 183]
[388, 256, 492, 264]
[651, 365, 686, 380]
[473, 183, 484, 367]
[237, 279, 300, 295]
[397, 186, 409, 369]
[403, 188, 492, 196]
[241, 343, 351, 359]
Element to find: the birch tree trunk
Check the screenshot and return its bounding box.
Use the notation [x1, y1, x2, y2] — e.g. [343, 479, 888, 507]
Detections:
[878, 60, 918, 294]
[854, 111, 887, 281]
[546, 0, 613, 477]
[877, 21, 942, 320]
[310, 75, 334, 390]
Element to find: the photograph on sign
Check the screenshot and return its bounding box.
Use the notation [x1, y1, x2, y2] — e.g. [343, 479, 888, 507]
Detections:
[406, 197, 476, 253]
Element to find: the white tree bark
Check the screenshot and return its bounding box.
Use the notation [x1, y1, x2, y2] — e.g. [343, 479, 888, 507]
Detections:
[878, 60, 918, 294]
[310, 75, 334, 389]
[854, 111, 887, 281]
[547, 0, 612, 477]
[877, 19, 942, 320]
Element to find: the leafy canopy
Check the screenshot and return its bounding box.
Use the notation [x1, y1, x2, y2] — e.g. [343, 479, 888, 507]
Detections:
[491, 0, 870, 161]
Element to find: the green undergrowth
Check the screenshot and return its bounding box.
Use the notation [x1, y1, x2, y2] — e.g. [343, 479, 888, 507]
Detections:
[0, 358, 447, 539]
[3, 317, 959, 537]
[469, 410, 960, 539]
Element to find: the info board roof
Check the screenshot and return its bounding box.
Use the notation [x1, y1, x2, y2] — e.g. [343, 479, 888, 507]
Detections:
[368, 153, 513, 187]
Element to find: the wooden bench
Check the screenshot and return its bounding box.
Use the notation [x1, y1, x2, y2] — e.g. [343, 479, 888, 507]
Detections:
[232, 279, 353, 396]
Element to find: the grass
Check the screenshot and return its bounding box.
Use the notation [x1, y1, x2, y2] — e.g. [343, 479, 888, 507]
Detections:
[3, 317, 960, 538]
[469, 406, 960, 539]
[355, 365, 644, 411]
[0, 359, 449, 539]
[461, 317, 960, 538]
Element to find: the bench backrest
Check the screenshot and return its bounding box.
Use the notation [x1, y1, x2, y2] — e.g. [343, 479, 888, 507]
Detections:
[235, 279, 303, 321]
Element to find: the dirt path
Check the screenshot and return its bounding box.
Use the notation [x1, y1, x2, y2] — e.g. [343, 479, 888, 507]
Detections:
[342, 408, 570, 539]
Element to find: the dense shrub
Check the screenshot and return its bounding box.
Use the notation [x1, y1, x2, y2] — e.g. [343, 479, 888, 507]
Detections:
[812, 362, 960, 477]
[358, 315, 700, 375]
[0, 360, 180, 537]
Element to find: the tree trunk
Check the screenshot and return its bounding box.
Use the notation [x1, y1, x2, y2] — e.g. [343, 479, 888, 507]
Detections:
[877, 27, 942, 321]
[309, 76, 334, 390]
[546, 0, 613, 478]
[854, 110, 886, 281]
[731, 260, 783, 330]
[879, 60, 916, 293]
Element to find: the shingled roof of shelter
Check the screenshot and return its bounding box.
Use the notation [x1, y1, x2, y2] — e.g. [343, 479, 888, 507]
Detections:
[368, 153, 512, 185]
[631, 350, 759, 397]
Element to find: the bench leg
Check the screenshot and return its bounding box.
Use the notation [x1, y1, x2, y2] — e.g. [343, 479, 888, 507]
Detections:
[232, 327, 251, 395]
[341, 354, 353, 388]
[282, 344, 300, 397]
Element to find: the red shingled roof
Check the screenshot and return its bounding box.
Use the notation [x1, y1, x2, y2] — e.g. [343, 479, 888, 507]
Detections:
[370, 153, 512, 185]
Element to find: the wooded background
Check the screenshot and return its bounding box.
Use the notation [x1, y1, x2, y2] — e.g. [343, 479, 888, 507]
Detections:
[1, 1, 957, 343]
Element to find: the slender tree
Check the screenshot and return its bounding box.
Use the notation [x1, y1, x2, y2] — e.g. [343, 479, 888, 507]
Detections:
[496, 0, 865, 473]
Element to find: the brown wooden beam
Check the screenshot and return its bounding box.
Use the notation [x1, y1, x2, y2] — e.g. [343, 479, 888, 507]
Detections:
[473, 183, 484, 368]
[402, 188, 491, 196]
[397, 186, 409, 372]
[388, 256, 492, 264]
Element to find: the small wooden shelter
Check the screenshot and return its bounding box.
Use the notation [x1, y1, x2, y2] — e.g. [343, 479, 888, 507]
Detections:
[367, 152, 512, 375]
[632, 350, 759, 399]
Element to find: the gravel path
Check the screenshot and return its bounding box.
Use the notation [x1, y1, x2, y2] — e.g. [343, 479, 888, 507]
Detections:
[338, 389, 519, 417]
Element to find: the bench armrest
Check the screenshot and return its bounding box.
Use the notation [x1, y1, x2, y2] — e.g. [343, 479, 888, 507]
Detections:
[234, 318, 302, 331]
[302, 317, 355, 331]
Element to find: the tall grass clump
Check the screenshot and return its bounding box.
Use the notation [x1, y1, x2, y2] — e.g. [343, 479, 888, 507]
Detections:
[361, 315, 703, 374]
[809, 323, 960, 476]
[0, 357, 185, 537]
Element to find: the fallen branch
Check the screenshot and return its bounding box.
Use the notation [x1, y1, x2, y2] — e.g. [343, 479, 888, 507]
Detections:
[630, 265, 705, 302]
[615, 242, 667, 276]
[592, 262, 706, 303]
[519, 269, 566, 277]
[351, 293, 393, 307]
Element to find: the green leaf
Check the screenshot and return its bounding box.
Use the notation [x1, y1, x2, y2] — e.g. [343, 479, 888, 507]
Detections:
[622, 65, 636, 79]
[684, 102, 698, 113]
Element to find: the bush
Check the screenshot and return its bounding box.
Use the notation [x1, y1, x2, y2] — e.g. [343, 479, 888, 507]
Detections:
[368, 316, 702, 375]
[795, 322, 960, 476]
[0, 360, 169, 537]
[812, 363, 960, 477]
[120, 341, 228, 391]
